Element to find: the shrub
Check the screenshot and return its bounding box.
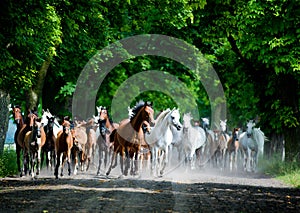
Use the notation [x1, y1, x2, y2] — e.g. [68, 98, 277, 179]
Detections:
[0, 148, 18, 177]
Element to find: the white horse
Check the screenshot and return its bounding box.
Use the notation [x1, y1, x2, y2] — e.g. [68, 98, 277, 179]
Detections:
[145, 108, 182, 177]
[182, 113, 206, 170]
[239, 120, 267, 172]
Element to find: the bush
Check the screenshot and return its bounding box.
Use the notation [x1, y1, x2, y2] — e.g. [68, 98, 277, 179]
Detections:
[0, 148, 18, 177]
[262, 154, 300, 188]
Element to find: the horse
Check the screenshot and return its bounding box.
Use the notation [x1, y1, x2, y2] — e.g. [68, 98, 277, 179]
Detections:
[23, 117, 46, 178]
[226, 127, 240, 172]
[72, 119, 88, 175]
[182, 113, 206, 170]
[41, 115, 56, 170]
[12, 105, 25, 175]
[54, 120, 74, 179]
[145, 108, 182, 177]
[239, 120, 267, 172]
[197, 117, 215, 165]
[211, 120, 230, 170]
[96, 106, 119, 176]
[106, 101, 154, 177]
[41, 109, 63, 139]
[16, 109, 38, 176]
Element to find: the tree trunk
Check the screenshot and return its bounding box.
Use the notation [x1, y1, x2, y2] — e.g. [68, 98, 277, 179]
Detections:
[26, 56, 52, 112]
[0, 90, 10, 155]
[284, 127, 300, 162]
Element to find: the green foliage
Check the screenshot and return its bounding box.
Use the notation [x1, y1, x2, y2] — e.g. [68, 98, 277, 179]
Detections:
[0, 148, 18, 177]
[262, 154, 300, 188]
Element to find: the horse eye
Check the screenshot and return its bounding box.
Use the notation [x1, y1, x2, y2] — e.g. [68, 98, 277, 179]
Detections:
[171, 116, 174, 120]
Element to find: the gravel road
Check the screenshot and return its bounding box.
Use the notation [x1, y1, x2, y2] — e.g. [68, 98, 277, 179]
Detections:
[1, 163, 299, 213]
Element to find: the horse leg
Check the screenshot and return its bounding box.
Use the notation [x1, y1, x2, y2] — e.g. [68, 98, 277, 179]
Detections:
[36, 147, 42, 176]
[133, 151, 140, 176]
[97, 148, 103, 175]
[54, 152, 60, 179]
[67, 150, 72, 176]
[15, 143, 22, 176]
[73, 150, 78, 175]
[124, 154, 130, 176]
[106, 150, 116, 176]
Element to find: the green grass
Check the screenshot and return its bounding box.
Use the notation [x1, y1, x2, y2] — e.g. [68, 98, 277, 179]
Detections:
[0, 147, 19, 177]
[261, 154, 300, 188]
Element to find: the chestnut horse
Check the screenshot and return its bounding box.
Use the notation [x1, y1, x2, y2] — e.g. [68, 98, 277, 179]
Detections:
[96, 106, 119, 176]
[54, 120, 73, 179]
[23, 117, 46, 178]
[106, 101, 154, 177]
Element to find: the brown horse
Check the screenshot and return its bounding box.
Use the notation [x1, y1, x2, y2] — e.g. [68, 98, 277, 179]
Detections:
[12, 105, 24, 175]
[15, 109, 37, 176]
[72, 120, 88, 174]
[106, 101, 154, 177]
[96, 106, 119, 176]
[23, 117, 46, 178]
[54, 120, 73, 179]
[227, 128, 240, 171]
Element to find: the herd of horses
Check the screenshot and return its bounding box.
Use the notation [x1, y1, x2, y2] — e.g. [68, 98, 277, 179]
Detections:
[12, 101, 267, 179]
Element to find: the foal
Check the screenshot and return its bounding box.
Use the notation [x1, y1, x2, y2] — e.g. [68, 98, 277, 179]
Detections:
[54, 120, 73, 179]
[227, 128, 240, 171]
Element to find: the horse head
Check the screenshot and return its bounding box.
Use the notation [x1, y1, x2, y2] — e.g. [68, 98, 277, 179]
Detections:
[130, 101, 155, 132]
[201, 117, 210, 131]
[232, 128, 240, 141]
[220, 119, 227, 132]
[246, 120, 255, 137]
[62, 120, 71, 135]
[12, 105, 23, 125]
[169, 109, 182, 131]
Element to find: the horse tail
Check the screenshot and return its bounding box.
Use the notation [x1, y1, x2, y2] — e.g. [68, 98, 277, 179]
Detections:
[109, 129, 117, 143]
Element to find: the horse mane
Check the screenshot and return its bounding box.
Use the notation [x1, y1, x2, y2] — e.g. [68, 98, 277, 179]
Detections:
[130, 100, 152, 121]
[155, 109, 171, 123]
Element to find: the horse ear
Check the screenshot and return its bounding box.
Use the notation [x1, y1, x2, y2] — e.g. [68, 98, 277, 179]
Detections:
[224, 119, 227, 123]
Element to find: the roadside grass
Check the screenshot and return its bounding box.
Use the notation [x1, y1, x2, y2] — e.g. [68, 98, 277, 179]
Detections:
[0, 147, 18, 177]
[261, 154, 300, 188]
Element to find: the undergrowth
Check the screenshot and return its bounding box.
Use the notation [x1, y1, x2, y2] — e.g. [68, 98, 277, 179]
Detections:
[0, 147, 18, 177]
[261, 154, 300, 188]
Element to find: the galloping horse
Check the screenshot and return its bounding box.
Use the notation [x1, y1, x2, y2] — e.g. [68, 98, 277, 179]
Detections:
[23, 117, 46, 178]
[239, 120, 267, 172]
[54, 120, 73, 179]
[182, 113, 206, 170]
[212, 120, 230, 170]
[16, 109, 37, 176]
[145, 108, 182, 177]
[41, 115, 56, 170]
[72, 119, 88, 174]
[227, 128, 240, 171]
[12, 105, 24, 175]
[106, 101, 154, 177]
[96, 106, 119, 176]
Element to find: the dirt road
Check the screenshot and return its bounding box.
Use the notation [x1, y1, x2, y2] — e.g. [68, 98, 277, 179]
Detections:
[0, 166, 299, 213]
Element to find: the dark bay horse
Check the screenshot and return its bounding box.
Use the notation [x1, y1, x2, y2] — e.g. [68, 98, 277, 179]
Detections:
[12, 105, 24, 175]
[54, 120, 73, 179]
[41, 115, 56, 170]
[15, 109, 37, 176]
[106, 101, 154, 177]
